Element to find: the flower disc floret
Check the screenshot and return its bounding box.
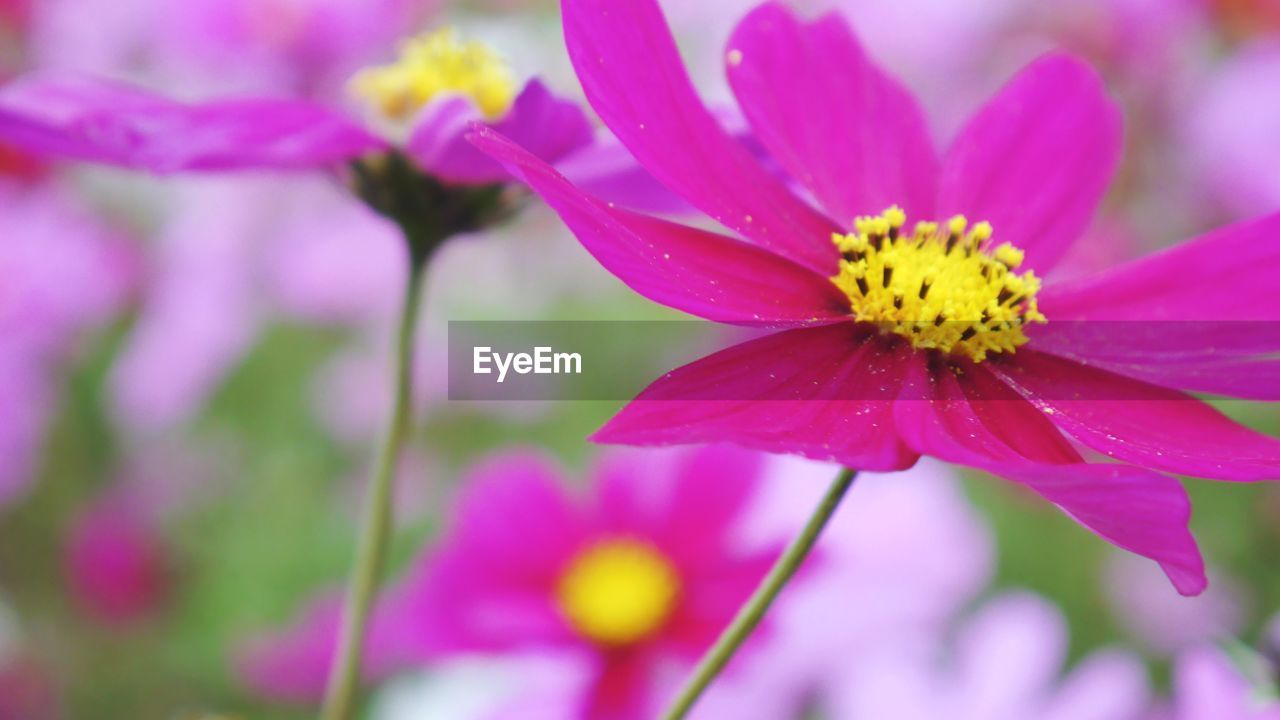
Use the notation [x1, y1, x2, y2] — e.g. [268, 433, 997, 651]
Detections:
[831, 206, 1046, 362]
[556, 538, 680, 646]
[350, 27, 517, 121]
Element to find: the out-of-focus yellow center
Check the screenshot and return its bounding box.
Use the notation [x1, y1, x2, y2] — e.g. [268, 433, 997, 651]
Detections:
[350, 27, 516, 121]
[831, 206, 1046, 363]
[556, 538, 680, 647]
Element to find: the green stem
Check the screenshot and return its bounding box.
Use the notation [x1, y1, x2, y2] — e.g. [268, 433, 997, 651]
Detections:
[660, 467, 858, 720]
[319, 256, 427, 720]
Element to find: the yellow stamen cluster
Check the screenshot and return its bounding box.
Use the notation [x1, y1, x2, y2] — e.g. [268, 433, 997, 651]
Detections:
[556, 538, 680, 647]
[350, 27, 516, 121]
[831, 206, 1046, 362]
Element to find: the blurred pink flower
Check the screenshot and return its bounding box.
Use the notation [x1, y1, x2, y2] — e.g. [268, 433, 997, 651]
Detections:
[63, 490, 169, 625]
[311, 336, 418, 446]
[673, 457, 994, 719]
[1105, 551, 1245, 657]
[830, 592, 1151, 720]
[819, 0, 1026, 131]
[239, 445, 785, 718]
[0, 181, 135, 357]
[151, 0, 437, 98]
[0, 660, 58, 720]
[1049, 219, 1146, 283]
[262, 184, 403, 325]
[0, 21, 593, 183]
[1182, 40, 1280, 220]
[1019, 0, 1205, 88]
[1159, 646, 1280, 720]
[237, 591, 346, 704]
[0, 180, 135, 505]
[108, 178, 273, 433]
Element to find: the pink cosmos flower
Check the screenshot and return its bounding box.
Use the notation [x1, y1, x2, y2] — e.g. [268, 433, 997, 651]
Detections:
[150, 0, 437, 98]
[647, 455, 995, 720]
[1105, 552, 1245, 657]
[830, 592, 1151, 720]
[325, 455, 989, 720]
[0, 179, 135, 505]
[239, 445, 784, 718]
[1182, 39, 1280, 220]
[63, 490, 169, 626]
[0, 23, 592, 185]
[1155, 645, 1280, 720]
[469, 0, 1280, 596]
[107, 177, 277, 434]
[0, 181, 134, 357]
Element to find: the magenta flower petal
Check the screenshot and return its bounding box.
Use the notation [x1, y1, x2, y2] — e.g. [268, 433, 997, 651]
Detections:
[342, 445, 784, 712]
[725, 2, 939, 225]
[64, 495, 168, 626]
[1031, 213, 1280, 398]
[593, 325, 919, 472]
[376, 450, 589, 657]
[891, 354, 1079, 470]
[0, 74, 385, 171]
[591, 445, 765, 567]
[436, 449, 589, 586]
[993, 350, 1280, 482]
[1015, 460, 1205, 597]
[929, 358, 1083, 464]
[562, 0, 841, 272]
[586, 651, 657, 720]
[1172, 646, 1280, 719]
[1026, 323, 1280, 401]
[408, 80, 593, 185]
[236, 592, 345, 704]
[662, 546, 780, 655]
[893, 358, 1205, 595]
[470, 126, 848, 324]
[1041, 211, 1280, 321]
[376, 548, 578, 661]
[555, 134, 693, 215]
[937, 53, 1122, 274]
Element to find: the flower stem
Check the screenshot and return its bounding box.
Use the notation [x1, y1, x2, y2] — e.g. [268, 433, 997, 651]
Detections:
[660, 467, 858, 720]
[319, 256, 427, 720]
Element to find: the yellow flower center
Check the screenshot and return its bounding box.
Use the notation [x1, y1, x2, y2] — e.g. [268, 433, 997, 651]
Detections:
[831, 206, 1047, 363]
[556, 538, 680, 647]
[350, 27, 517, 122]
